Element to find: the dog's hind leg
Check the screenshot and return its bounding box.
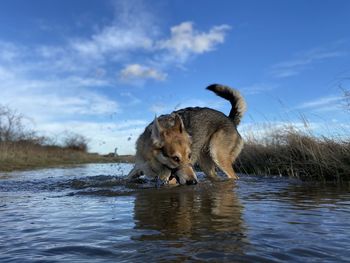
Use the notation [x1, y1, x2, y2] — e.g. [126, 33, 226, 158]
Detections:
[209, 129, 242, 180]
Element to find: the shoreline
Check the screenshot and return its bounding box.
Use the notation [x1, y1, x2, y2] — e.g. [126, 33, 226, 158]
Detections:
[0, 153, 135, 173]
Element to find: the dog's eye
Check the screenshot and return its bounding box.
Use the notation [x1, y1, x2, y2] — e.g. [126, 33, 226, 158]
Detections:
[161, 148, 169, 157]
[188, 153, 192, 159]
[172, 156, 180, 163]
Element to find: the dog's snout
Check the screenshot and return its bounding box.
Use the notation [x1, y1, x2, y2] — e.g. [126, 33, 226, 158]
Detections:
[186, 179, 198, 185]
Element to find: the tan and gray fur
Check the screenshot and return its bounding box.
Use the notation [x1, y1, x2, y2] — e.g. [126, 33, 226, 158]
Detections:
[127, 113, 197, 185]
[128, 84, 246, 184]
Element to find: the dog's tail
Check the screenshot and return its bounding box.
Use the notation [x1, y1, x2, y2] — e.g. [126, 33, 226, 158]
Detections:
[206, 84, 246, 126]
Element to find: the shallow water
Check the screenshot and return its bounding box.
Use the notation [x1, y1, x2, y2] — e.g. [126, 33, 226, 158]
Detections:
[0, 163, 349, 262]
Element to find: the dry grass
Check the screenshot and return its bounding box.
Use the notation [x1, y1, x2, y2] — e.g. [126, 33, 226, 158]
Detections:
[0, 104, 127, 172]
[0, 141, 134, 172]
[234, 127, 350, 181]
[2, 104, 349, 180]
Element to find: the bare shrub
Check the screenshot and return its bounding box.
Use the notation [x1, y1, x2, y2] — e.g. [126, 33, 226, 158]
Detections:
[63, 132, 89, 152]
[0, 105, 102, 172]
[0, 105, 26, 142]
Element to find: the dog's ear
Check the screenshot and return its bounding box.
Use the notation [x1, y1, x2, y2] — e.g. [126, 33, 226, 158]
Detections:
[173, 114, 184, 133]
[151, 116, 164, 147]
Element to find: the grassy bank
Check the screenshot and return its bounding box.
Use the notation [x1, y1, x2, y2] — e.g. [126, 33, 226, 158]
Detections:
[1, 104, 349, 180]
[2, 130, 349, 181]
[0, 141, 134, 172]
[234, 128, 350, 181]
[0, 104, 135, 172]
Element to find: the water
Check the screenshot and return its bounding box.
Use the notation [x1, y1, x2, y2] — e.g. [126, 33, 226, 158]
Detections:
[1, 163, 349, 262]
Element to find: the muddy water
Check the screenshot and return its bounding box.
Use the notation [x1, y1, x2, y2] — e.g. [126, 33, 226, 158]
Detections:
[0, 163, 349, 262]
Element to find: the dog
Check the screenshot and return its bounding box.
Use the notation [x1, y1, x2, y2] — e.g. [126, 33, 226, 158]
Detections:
[127, 84, 246, 185]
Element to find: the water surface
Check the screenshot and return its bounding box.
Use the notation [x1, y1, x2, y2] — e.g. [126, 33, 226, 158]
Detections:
[1, 163, 349, 262]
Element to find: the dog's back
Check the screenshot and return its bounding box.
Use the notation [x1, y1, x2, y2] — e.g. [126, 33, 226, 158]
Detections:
[175, 107, 232, 154]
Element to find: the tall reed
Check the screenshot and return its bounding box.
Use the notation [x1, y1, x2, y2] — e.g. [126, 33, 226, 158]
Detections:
[235, 125, 350, 181]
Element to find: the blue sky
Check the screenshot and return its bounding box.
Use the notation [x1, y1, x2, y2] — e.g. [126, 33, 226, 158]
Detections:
[1, 0, 349, 154]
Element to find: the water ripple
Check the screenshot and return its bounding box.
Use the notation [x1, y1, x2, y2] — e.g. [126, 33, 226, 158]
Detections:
[1, 163, 349, 262]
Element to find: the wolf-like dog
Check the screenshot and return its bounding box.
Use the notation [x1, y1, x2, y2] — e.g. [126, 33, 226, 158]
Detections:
[127, 84, 246, 185]
[127, 113, 196, 185]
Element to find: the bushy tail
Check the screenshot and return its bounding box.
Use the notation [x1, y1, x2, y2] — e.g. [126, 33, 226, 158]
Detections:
[206, 84, 246, 126]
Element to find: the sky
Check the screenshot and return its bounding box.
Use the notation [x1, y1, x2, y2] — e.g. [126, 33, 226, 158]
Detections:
[0, 0, 349, 154]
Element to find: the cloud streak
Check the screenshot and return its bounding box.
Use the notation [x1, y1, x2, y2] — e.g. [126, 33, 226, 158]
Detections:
[150, 98, 226, 115]
[271, 46, 348, 78]
[295, 95, 344, 112]
[240, 83, 277, 95]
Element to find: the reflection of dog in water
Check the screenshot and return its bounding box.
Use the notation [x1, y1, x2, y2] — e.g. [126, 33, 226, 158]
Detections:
[132, 180, 247, 255]
[127, 84, 246, 185]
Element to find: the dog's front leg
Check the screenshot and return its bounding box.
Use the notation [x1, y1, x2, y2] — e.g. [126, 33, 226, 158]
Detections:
[158, 168, 179, 185]
[145, 165, 173, 186]
[167, 176, 178, 185]
[157, 167, 172, 182]
[126, 163, 145, 180]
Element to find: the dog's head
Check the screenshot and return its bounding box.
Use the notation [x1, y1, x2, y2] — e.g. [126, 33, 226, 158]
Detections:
[151, 114, 197, 185]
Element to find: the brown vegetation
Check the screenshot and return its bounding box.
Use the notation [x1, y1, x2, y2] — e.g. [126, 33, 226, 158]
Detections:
[234, 126, 350, 181]
[1, 104, 349, 181]
[63, 132, 89, 152]
[1, 141, 104, 171]
[0, 105, 126, 172]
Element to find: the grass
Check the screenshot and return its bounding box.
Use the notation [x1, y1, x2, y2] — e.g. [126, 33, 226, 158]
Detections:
[2, 127, 348, 181]
[234, 126, 350, 181]
[0, 141, 134, 172]
[0, 104, 136, 172]
[1, 104, 349, 181]
[2, 128, 349, 181]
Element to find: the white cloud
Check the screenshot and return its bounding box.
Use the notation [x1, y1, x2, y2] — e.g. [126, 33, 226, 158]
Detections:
[70, 25, 153, 59]
[0, 59, 119, 123]
[119, 64, 167, 81]
[24, 21, 229, 83]
[3, 90, 119, 122]
[116, 22, 230, 81]
[1, 20, 230, 83]
[158, 22, 230, 62]
[68, 0, 158, 63]
[0, 1, 232, 153]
